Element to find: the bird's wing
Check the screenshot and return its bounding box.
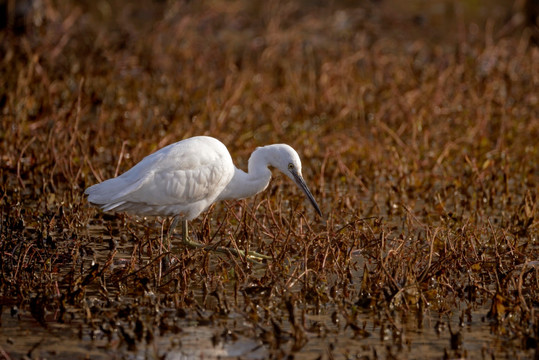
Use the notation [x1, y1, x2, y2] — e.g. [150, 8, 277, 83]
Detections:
[88, 139, 233, 207]
[133, 158, 230, 205]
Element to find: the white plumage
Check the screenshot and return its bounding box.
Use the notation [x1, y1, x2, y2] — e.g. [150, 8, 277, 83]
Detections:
[86, 137, 235, 219]
[85, 136, 321, 251]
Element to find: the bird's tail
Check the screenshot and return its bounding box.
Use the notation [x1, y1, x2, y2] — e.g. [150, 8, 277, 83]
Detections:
[84, 177, 137, 211]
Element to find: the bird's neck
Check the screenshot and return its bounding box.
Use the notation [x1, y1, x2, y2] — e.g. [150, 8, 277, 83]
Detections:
[218, 147, 272, 201]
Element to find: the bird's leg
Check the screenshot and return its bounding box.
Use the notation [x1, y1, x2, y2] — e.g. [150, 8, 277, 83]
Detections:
[181, 219, 188, 244]
[167, 215, 181, 246]
[162, 215, 182, 270]
[180, 220, 205, 248]
[167, 216, 201, 248]
[170, 217, 270, 263]
[174, 218, 204, 249]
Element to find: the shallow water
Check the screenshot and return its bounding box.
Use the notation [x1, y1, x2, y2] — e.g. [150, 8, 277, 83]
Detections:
[1, 291, 528, 359]
[1, 196, 536, 359]
[0, 229, 534, 360]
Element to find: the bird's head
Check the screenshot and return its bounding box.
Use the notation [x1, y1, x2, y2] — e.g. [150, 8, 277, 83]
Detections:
[265, 144, 322, 217]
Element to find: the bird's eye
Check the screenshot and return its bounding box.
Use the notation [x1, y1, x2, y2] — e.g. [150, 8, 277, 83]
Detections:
[288, 163, 294, 170]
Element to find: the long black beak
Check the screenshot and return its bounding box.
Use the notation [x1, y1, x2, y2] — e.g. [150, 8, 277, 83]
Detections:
[291, 170, 322, 217]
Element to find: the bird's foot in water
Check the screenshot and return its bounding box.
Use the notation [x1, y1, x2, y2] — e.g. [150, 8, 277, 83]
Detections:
[208, 243, 272, 263]
[168, 218, 271, 264]
[178, 236, 271, 264]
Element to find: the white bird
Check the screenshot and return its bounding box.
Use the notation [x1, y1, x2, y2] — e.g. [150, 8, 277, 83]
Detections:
[85, 136, 322, 260]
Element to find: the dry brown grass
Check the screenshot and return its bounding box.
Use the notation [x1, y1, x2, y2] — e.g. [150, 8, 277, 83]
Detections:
[1, 0, 538, 359]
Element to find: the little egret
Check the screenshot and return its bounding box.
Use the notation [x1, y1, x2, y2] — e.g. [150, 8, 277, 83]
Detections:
[85, 136, 322, 260]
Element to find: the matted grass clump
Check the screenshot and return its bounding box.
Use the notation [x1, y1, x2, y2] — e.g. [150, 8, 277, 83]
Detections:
[0, 0, 537, 358]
